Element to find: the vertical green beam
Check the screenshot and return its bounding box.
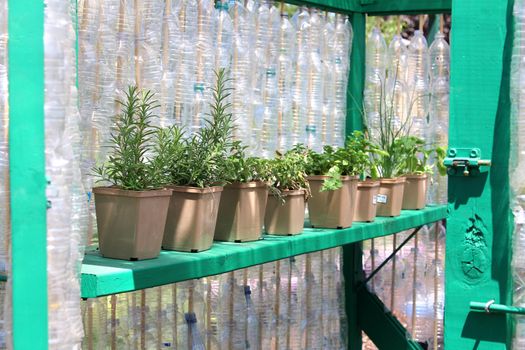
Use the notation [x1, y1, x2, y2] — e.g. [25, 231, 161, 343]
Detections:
[343, 243, 363, 350]
[344, 12, 366, 350]
[347, 12, 366, 133]
[8, 0, 48, 349]
[445, 0, 513, 349]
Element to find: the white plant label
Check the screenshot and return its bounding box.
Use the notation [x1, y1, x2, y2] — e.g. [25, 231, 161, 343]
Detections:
[372, 195, 377, 205]
[376, 194, 388, 204]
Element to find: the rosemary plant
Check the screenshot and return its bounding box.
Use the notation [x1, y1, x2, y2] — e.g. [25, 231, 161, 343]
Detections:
[168, 69, 235, 188]
[93, 86, 166, 191]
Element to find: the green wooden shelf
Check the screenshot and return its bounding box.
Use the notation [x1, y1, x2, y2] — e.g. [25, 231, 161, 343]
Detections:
[80, 205, 447, 298]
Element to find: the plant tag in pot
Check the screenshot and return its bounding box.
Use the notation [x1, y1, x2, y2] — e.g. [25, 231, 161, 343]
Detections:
[376, 194, 388, 204]
[372, 195, 377, 205]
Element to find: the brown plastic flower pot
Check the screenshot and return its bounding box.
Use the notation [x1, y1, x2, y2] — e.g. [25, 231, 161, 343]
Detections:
[162, 186, 223, 252]
[402, 174, 428, 210]
[264, 189, 305, 235]
[353, 180, 380, 222]
[214, 181, 268, 242]
[93, 187, 172, 260]
[307, 175, 358, 229]
[376, 177, 406, 217]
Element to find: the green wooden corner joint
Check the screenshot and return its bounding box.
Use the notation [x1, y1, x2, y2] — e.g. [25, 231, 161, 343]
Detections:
[444, 148, 492, 177]
[470, 301, 525, 315]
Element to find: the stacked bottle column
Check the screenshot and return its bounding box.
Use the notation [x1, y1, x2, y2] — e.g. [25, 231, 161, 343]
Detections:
[45, 0, 89, 348]
[407, 30, 430, 139]
[0, 0, 8, 347]
[428, 32, 450, 204]
[81, 249, 346, 349]
[512, 0, 525, 348]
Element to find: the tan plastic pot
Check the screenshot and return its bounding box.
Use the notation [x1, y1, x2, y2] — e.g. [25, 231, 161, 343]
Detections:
[307, 175, 358, 229]
[162, 186, 223, 252]
[214, 181, 268, 242]
[402, 174, 428, 210]
[93, 187, 172, 260]
[264, 189, 305, 235]
[376, 177, 406, 217]
[353, 180, 380, 222]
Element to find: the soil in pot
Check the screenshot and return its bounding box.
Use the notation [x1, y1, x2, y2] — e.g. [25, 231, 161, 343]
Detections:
[307, 175, 358, 229]
[93, 187, 172, 260]
[376, 177, 406, 217]
[353, 180, 380, 222]
[214, 182, 268, 242]
[264, 189, 305, 235]
[402, 174, 428, 210]
[162, 186, 223, 252]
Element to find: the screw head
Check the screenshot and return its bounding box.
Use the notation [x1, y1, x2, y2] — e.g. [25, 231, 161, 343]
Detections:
[470, 149, 479, 158]
[448, 148, 457, 157]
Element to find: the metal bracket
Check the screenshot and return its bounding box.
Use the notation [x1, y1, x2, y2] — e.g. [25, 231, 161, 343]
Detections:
[443, 148, 492, 176]
[470, 301, 525, 315]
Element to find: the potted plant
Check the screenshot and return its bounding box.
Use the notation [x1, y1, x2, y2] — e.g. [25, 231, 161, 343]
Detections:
[214, 142, 271, 242]
[305, 131, 374, 228]
[265, 145, 310, 235]
[92, 86, 172, 260]
[396, 136, 446, 209]
[162, 69, 234, 252]
[352, 133, 384, 222]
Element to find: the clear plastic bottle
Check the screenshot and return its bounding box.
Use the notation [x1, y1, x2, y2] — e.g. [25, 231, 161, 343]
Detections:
[364, 27, 387, 141]
[277, 12, 296, 152]
[289, 7, 310, 149]
[244, 285, 260, 349]
[387, 34, 409, 126]
[407, 30, 430, 139]
[428, 32, 450, 204]
[215, 1, 233, 71]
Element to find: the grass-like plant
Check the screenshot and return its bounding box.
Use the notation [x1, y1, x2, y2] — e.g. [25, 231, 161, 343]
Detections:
[93, 86, 167, 191]
[166, 68, 235, 188]
[268, 144, 310, 201]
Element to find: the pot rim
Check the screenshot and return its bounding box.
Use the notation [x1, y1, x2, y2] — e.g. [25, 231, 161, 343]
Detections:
[307, 175, 359, 181]
[169, 185, 224, 194]
[403, 173, 428, 179]
[379, 177, 406, 184]
[268, 189, 305, 196]
[225, 181, 268, 189]
[358, 180, 380, 188]
[92, 186, 173, 197]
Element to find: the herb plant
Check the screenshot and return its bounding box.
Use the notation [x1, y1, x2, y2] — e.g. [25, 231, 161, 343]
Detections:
[306, 131, 385, 191]
[394, 135, 447, 176]
[224, 141, 272, 184]
[268, 144, 310, 201]
[93, 86, 166, 191]
[166, 69, 235, 188]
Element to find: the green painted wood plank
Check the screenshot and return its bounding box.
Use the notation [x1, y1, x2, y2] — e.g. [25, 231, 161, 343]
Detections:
[362, 0, 451, 15]
[444, 0, 514, 349]
[8, 0, 48, 348]
[358, 285, 423, 350]
[81, 206, 446, 298]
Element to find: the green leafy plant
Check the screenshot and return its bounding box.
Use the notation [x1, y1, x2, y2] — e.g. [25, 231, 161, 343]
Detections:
[165, 68, 235, 188]
[93, 86, 168, 191]
[268, 144, 310, 201]
[393, 135, 448, 176]
[224, 141, 272, 184]
[306, 131, 385, 191]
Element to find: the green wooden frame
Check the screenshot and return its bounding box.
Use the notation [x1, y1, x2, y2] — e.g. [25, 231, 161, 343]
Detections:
[11, 0, 519, 350]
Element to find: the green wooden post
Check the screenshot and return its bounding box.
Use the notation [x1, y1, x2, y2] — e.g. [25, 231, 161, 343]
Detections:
[344, 11, 366, 350]
[8, 0, 48, 348]
[347, 12, 366, 133]
[445, 0, 514, 349]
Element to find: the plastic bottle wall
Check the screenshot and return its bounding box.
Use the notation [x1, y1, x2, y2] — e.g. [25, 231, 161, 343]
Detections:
[362, 225, 446, 350]
[81, 249, 346, 349]
[45, 1, 90, 348]
[0, 0, 8, 347]
[511, 0, 525, 347]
